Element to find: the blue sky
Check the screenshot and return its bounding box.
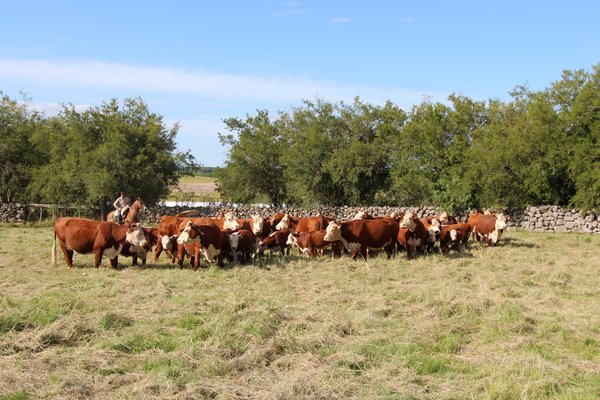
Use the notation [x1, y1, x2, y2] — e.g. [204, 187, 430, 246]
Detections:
[1, 1, 599, 167]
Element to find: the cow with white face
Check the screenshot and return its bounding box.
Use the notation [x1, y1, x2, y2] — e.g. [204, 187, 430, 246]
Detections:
[475, 213, 508, 246]
[398, 212, 428, 258]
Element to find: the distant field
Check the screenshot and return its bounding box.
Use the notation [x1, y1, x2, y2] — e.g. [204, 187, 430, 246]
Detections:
[167, 174, 220, 202]
[1, 226, 599, 399]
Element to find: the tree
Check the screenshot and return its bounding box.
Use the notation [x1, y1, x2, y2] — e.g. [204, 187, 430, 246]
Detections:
[29, 98, 194, 214]
[0, 92, 43, 203]
[215, 110, 287, 205]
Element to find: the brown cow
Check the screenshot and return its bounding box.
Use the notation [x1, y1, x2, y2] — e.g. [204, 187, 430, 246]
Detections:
[420, 217, 442, 253]
[256, 228, 293, 257]
[476, 213, 508, 246]
[224, 229, 255, 264]
[238, 214, 273, 247]
[434, 211, 459, 225]
[275, 213, 331, 232]
[120, 227, 158, 266]
[398, 212, 428, 258]
[323, 219, 395, 260]
[467, 211, 484, 241]
[286, 230, 341, 258]
[52, 218, 148, 269]
[154, 212, 238, 262]
[439, 223, 472, 255]
[176, 221, 226, 270]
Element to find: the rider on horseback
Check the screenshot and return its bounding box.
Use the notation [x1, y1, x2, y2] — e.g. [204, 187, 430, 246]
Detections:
[113, 191, 130, 224]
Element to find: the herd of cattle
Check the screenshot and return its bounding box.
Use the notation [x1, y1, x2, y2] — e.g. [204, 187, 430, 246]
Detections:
[51, 208, 509, 269]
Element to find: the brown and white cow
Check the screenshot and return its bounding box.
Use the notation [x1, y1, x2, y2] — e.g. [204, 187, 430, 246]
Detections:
[420, 217, 442, 253]
[323, 219, 395, 260]
[275, 213, 331, 232]
[438, 223, 472, 255]
[154, 212, 239, 263]
[475, 213, 508, 246]
[435, 211, 459, 225]
[224, 229, 255, 264]
[398, 212, 428, 258]
[286, 230, 341, 258]
[52, 218, 148, 269]
[120, 227, 158, 266]
[176, 221, 227, 270]
[256, 228, 293, 257]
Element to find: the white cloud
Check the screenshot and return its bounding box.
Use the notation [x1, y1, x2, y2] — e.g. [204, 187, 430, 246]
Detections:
[0, 58, 447, 110]
[332, 17, 351, 23]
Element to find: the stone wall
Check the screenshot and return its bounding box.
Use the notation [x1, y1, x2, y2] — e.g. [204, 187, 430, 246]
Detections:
[2, 203, 598, 233]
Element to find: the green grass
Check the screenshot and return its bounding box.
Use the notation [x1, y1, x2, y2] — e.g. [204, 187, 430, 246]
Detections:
[0, 225, 599, 399]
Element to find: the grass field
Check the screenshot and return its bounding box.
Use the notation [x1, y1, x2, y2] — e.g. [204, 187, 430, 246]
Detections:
[1, 225, 599, 399]
[167, 175, 220, 202]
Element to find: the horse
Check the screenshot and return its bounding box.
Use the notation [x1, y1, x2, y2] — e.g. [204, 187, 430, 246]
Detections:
[107, 197, 146, 225]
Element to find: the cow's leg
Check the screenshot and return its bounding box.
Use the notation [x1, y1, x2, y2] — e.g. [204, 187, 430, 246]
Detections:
[177, 244, 185, 269]
[58, 241, 74, 269]
[153, 236, 163, 262]
[360, 246, 368, 261]
[94, 250, 103, 268]
[384, 243, 394, 259]
[109, 256, 119, 268]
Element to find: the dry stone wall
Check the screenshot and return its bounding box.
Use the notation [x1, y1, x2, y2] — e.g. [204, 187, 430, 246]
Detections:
[2, 203, 599, 233]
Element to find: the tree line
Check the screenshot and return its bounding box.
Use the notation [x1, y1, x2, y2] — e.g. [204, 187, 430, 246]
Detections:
[0, 96, 195, 215]
[2, 63, 598, 213]
[216, 64, 600, 212]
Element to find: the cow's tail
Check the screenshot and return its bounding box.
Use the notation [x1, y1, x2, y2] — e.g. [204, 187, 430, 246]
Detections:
[51, 230, 57, 266]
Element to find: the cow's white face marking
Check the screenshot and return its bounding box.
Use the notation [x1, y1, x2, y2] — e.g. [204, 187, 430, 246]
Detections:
[162, 235, 173, 251]
[126, 225, 147, 248]
[177, 221, 199, 244]
[450, 229, 458, 241]
[103, 245, 123, 260]
[407, 237, 421, 249]
[228, 232, 240, 250]
[275, 214, 290, 230]
[201, 244, 220, 262]
[286, 233, 298, 247]
[324, 222, 341, 242]
[495, 213, 507, 231]
[223, 212, 240, 230]
[251, 215, 264, 235]
[400, 213, 416, 231]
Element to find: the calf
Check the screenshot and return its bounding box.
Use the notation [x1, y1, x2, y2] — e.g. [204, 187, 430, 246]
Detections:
[438, 224, 470, 255]
[120, 227, 158, 266]
[224, 229, 255, 264]
[398, 212, 428, 258]
[286, 230, 340, 258]
[176, 221, 226, 270]
[256, 228, 293, 257]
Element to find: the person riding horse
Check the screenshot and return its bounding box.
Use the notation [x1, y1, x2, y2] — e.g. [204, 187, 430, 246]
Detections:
[113, 192, 130, 224]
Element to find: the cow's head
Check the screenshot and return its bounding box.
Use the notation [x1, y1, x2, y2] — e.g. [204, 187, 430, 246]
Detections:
[251, 214, 264, 236]
[427, 218, 441, 241]
[495, 213, 508, 231]
[352, 210, 367, 220]
[400, 212, 417, 231]
[228, 231, 240, 251]
[286, 232, 299, 247]
[177, 221, 203, 244]
[223, 211, 240, 230]
[439, 211, 449, 224]
[275, 213, 290, 230]
[323, 222, 341, 242]
[125, 224, 148, 248]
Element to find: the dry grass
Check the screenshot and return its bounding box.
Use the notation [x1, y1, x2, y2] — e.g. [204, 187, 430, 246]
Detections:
[0, 225, 599, 399]
[167, 175, 220, 202]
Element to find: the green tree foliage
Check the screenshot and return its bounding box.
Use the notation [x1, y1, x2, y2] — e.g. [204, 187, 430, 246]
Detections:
[0, 92, 43, 202]
[215, 110, 287, 205]
[217, 63, 600, 209]
[28, 98, 194, 213]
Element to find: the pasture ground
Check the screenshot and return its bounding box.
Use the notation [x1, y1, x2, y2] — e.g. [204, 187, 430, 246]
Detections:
[167, 175, 219, 202]
[0, 225, 599, 399]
